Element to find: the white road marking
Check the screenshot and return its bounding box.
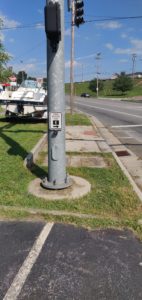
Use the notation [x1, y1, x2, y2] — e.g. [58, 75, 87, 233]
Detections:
[114, 137, 133, 139]
[3, 222, 54, 300]
[111, 124, 142, 128]
[75, 101, 142, 119]
[85, 102, 142, 110]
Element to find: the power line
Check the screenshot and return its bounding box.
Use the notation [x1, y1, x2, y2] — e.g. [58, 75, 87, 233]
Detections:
[85, 15, 142, 24]
[1, 15, 142, 31]
[0, 23, 43, 30]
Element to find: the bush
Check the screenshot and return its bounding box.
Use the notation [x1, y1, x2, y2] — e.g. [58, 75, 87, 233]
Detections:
[113, 72, 133, 94]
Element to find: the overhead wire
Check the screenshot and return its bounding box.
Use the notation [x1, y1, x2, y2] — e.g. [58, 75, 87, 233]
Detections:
[1, 15, 142, 31]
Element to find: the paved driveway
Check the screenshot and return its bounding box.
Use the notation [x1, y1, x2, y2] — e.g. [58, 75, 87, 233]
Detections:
[0, 221, 142, 300]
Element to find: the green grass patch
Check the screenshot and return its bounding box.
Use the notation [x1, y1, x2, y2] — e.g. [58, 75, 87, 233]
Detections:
[66, 112, 92, 126]
[0, 117, 142, 238]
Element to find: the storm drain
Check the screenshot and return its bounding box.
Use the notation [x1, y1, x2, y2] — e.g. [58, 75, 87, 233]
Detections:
[115, 150, 130, 157]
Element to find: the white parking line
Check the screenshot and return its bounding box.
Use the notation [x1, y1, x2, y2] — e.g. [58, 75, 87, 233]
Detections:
[3, 222, 54, 300]
[111, 124, 142, 128]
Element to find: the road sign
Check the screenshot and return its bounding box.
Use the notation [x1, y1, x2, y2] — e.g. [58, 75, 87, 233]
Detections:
[49, 112, 62, 130]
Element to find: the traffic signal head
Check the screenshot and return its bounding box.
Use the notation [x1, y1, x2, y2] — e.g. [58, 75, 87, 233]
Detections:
[74, 0, 84, 27]
[45, 2, 61, 52]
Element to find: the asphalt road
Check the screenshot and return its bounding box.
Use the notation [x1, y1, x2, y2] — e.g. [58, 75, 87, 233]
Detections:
[66, 96, 142, 159]
[1, 221, 142, 300]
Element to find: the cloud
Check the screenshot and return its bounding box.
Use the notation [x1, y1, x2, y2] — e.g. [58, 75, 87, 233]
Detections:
[0, 32, 5, 42]
[130, 38, 142, 49]
[65, 60, 81, 68]
[97, 21, 122, 30]
[119, 59, 128, 63]
[114, 38, 142, 56]
[76, 53, 96, 61]
[114, 48, 132, 55]
[105, 43, 114, 50]
[36, 23, 44, 30]
[0, 12, 20, 28]
[121, 33, 128, 39]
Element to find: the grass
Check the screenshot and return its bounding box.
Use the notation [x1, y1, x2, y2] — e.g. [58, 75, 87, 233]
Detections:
[65, 78, 142, 98]
[65, 112, 92, 125]
[0, 114, 142, 238]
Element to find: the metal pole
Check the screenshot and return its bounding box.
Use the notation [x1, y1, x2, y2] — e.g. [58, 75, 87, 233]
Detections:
[42, 0, 72, 190]
[96, 73, 99, 98]
[132, 53, 136, 80]
[95, 53, 101, 98]
[70, 0, 75, 114]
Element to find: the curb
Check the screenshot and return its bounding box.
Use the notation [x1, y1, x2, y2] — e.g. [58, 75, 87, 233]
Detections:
[91, 115, 142, 203]
[24, 133, 47, 168]
[0, 205, 119, 221]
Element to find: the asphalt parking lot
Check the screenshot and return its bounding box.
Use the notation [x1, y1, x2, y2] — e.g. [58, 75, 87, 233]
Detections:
[0, 221, 142, 300]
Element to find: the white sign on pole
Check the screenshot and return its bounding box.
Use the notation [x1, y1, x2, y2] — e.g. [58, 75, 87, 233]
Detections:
[49, 112, 62, 130]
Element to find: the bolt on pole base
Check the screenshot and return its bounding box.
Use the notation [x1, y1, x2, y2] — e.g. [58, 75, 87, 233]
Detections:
[41, 175, 72, 190]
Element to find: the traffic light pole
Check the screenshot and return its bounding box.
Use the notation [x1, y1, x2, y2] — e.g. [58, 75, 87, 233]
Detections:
[42, 0, 72, 190]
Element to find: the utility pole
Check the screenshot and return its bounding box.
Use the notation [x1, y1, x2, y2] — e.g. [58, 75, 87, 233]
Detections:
[132, 53, 137, 80]
[81, 63, 84, 82]
[95, 52, 101, 98]
[69, 0, 84, 114]
[42, 0, 71, 190]
[70, 0, 75, 115]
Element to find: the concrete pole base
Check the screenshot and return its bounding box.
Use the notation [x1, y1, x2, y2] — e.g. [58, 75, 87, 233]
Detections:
[41, 175, 72, 190]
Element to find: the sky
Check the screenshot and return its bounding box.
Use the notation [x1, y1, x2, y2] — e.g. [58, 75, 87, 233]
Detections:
[0, 0, 142, 82]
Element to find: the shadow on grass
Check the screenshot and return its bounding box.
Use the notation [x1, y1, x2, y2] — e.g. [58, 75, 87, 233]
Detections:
[0, 123, 47, 179]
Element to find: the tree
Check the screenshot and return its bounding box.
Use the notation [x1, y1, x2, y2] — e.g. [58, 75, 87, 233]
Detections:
[42, 77, 47, 90]
[0, 18, 12, 82]
[112, 72, 133, 94]
[27, 76, 36, 81]
[17, 71, 27, 85]
[89, 78, 104, 92]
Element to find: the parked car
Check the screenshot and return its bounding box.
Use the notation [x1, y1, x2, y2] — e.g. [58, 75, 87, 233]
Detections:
[80, 93, 90, 98]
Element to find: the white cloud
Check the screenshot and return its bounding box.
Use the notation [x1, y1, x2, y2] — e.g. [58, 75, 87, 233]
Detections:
[114, 48, 132, 55]
[119, 59, 128, 63]
[0, 32, 5, 42]
[105, 43, 114, 50]
[76, 53, 96, 61]
[97, 21, 122, 30]
[25, 63, 36, 71]
[36, 23, 44, 30]
[121, 33, 128, 39]
[130, 38, 142, 49]
[0, 12, 20, 28]
[65, 60, 81, 68]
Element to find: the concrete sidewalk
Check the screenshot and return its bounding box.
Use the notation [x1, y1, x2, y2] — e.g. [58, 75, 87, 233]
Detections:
[30, 115, 142, 203]
[92, 115, 142, 202]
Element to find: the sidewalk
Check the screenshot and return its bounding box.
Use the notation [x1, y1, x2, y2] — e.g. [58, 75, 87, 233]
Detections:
[30, 115, 142, 203]
[92, 115, 142, 202]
